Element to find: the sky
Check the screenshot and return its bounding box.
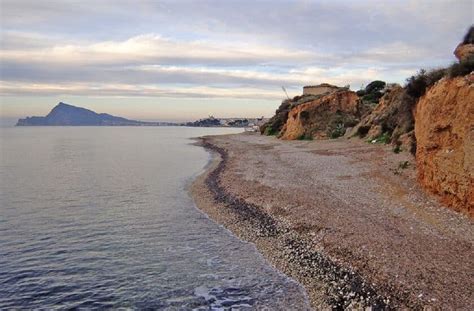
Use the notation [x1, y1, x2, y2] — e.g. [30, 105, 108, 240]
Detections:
[0, 0, 472, 122]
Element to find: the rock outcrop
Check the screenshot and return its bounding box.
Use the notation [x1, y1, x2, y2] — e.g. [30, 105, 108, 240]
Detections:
[350, 85, 417, 153]
[260, 94, 332, 136]
[260, 84, 356, 137]
[454, 26, 474, 62]
[280, 90, 359, 140]
[415, 74, 474, 216]
[454, 43, 474, 62]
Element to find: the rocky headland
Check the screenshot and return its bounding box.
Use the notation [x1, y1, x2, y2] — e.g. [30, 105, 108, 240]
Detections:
[16, 102, 173, 126]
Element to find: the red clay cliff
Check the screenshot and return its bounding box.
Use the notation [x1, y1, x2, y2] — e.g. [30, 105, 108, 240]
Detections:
[415, 74, 474, 216]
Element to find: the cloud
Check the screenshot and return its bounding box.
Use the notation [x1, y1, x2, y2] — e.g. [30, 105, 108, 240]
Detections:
[1, 0, 472, 102]
[0, 31, 439, 89]
[0, 81, 288, 100]
[1, 63, 414, 100]
[1, 32, 316, 66]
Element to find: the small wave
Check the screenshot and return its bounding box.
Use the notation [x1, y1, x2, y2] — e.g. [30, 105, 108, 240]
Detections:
[194, 285, 255, 310]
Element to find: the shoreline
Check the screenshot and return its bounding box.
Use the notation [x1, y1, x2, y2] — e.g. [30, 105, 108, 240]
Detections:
[191, 136, 388, 309]
[191, 132, 473, 310]
[187, 140, 313, 310]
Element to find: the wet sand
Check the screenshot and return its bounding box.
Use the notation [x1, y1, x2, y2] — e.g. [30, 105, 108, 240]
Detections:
[191, 132, 473, 310]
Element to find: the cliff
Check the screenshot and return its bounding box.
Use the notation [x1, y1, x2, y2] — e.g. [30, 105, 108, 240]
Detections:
[16, 102, 165, 126]
[415, 74, 474, 216]
[280, 90, 360, 140]
[260, 98, 297, 135]
[261, 82, 389, 140]
[350, 85, 417, 153]
[260, 85, 354, 137]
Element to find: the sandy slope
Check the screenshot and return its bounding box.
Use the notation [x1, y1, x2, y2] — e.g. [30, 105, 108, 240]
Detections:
[191, 132, 473, 310]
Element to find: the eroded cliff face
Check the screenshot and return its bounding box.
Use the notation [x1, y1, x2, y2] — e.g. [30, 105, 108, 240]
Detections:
[350, 85, 417, 153]
[415, 74, 474, 216]
[280, 90, 359, 140]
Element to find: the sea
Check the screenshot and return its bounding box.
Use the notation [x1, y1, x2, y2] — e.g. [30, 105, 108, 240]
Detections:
[0, 126, 310, 310]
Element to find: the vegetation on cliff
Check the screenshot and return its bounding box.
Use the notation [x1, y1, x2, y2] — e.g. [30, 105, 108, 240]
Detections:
[259, 94, 328, 136]
[260, 99, 292, 135]
[279, 90, 361, 140]
[350, 85, 417, 153]
[261, 86, 373, 139]
[356, 80, 386, 104]
[352, 27, 473, 154]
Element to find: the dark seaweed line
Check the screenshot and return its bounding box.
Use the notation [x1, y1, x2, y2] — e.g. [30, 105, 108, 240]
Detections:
[200, 138, 401, 310]
[201, 139, 280, 237]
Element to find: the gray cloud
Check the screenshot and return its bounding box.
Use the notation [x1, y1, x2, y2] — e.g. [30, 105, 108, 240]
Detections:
[1, 0, 472, 99]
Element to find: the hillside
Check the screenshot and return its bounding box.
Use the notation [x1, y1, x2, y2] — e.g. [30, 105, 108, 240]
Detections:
[16, 102, 169, 126]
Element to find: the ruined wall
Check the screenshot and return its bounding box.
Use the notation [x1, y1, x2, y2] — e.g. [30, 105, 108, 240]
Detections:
[303, 85, 339, 96]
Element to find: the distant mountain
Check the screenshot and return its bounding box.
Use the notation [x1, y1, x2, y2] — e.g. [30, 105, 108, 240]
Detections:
[16, 102, 174, 126]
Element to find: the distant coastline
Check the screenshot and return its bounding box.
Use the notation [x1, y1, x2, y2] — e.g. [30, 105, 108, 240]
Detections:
[15, 102, 268, 128]
[16, 102, 177, 126]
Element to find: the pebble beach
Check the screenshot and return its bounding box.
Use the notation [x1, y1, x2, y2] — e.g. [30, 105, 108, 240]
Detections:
[191, 132, 474, 310]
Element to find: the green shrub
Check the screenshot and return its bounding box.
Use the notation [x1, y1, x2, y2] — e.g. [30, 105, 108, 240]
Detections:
[362, 91, 383, 104]
[405, 68, 446, 98]
[357, 80, 386, 104]
[292, 95, 302, 102]
[264, 126, 277, 136]
[297, 134, 313, 140]
[447, 55, 474, 78]
[356, 89, 366, 97]
[404, 27, 474, 98]
[393, 145, 402, 154]
[328, 123, 345, 139]
[365, 80, 386, 94]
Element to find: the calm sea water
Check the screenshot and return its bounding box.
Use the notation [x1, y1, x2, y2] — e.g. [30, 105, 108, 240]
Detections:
[0, 127, 309, 310]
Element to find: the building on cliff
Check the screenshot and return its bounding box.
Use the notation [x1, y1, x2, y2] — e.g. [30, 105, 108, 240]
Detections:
[302, 83, 344, 96]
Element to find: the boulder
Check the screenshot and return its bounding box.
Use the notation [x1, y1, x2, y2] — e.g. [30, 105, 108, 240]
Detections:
[454, 26, 474, 62]
[454, 43, 474, 62]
